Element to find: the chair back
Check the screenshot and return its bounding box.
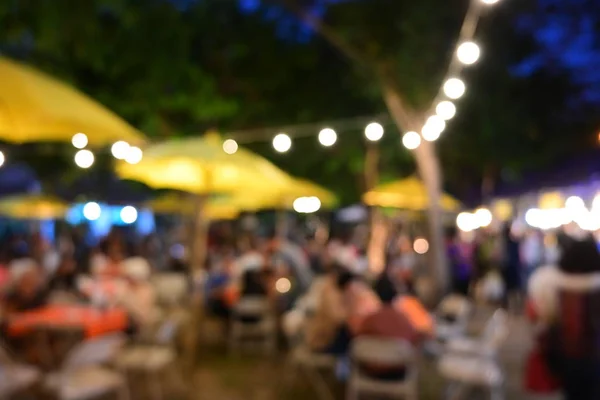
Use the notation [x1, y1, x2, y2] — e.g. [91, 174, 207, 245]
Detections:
[63, 333, 126, 370]
[438, 295, 472, 323]
[351, 336, 415, 368]
[481, 309, 509, 351]
[154, 318, 180, 346]
[232, 296, 271, 318]
[151, 273, 188, 306]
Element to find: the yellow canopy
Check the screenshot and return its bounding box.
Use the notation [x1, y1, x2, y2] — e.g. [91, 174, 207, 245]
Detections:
[363, 177, 461, 211]
[0, 57, 146, 146]
[146, 194, 240, 220]
[0, 194, 69, 219]
[116, 133, 292, 194]
[232, 178, 337, 210]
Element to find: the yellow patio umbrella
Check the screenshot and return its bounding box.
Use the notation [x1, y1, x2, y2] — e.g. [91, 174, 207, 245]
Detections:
[363, 176, 461, 211]
[116, 132, 292, 194]
[147, 194, 240, 220]
[0, 57, 146, 146]
[0, 194, 69, 219]
[224, 177, 337, 210]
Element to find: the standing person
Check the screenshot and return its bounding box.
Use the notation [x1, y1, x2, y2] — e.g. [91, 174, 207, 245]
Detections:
[446, 228, 474, 296]
[527, 235, 600, 400]
[502, 223, 522, 311]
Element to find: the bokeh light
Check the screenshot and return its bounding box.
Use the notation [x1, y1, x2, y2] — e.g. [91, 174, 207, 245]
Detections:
[436, 101, 456, 120]
[111, 141, 130, 159]
[457, 41, 481, 65]
[83, 202, 101, 221]
[402, 131, 421, 150]
[275, 277, 291, 294]
[125, 146, 143, 164]
[71, 133, 88, 149]
[223, 139, 238, 154]
[120, 206, 138, 224]
[273, 133, 292, 153]
[74, 150, 94, 168]
[443, 78, 466, 99]
[318, 128, 337, 147]
[413, 238, 429, 254]
[365, 122, 384, 142]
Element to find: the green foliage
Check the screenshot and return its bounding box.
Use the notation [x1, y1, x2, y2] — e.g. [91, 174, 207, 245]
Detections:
[0, 0, 596, 204]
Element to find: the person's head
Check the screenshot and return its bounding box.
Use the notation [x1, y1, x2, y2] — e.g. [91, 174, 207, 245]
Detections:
[241, 269, 266, 296]
[374, 274, 398, 304]
[559, 235, 600, 274]
[106, 242, 124, 263]
[336, 270, 357, 291]
[17, 268, 43, 297]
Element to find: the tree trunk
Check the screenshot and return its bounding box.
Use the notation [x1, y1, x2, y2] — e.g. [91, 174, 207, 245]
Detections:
[382, 85, 448, 295]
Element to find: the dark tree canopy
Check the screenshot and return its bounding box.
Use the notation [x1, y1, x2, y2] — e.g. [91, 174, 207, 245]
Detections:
[0, 0, 598, 203]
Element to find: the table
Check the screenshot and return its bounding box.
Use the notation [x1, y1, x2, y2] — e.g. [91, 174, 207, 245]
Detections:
[7, 305, 129, 338]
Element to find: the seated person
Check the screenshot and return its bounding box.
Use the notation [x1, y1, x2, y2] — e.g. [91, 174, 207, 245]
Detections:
[48, 254, 78, 292]
[236, 268, 275, 323]
[356, 276, 420, 380]
[119, 258, 157, 327]
[337, 272, 381, 335]
[4, 266, 49, 312]
[305, 265, 350, 355]
[206, 255, 235, 318]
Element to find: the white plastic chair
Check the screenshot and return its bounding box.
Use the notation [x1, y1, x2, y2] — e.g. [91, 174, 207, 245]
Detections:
[229, 296, 277, 355]
[438, 310, 509, 400]
[0, 342, 41, 398]
[151, 273, 188, 307]
[444, 309, 508, 359]
[114, 317, 184, 400]
[44, 333, 129, 400]
[435, 295, 473, 342]
[347, 337, 418, 400]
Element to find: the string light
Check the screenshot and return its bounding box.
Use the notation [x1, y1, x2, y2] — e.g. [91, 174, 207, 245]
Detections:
[0, 151, 5, 168]
[421, 116, 446, 141]
[74, 150, 94, 168]
[273, 133, 292, 153]
[436, 101, 456, 120]
[223, 139, 238, 154]
[318, 128, 337, 147]
[365, 122, 384, 142]
[443, 78, 466, 99]
[125, 146, 143, 164]
[402, 131, 421, 150]
[111, 141, 130, 160]
[457, 41, 481, 65]
[481, 0, 501, 4]
[71, 133, 88, 149]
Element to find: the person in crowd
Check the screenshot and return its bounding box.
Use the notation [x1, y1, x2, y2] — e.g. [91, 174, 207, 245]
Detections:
[119, 258, 157, 327]
[337, 272, 380, 335]
[48, 254, 78, 292]
[521, 229, 544, 293]
[356, 276, 422, 381]
[388, 235, 417, 294]
[527, 234, 600, 399]
[502, 223, 522, 310]
[446, 228, 474, 296]
[305, 265, 349, 354]
[3, 265, 49, 312]
[205, 251, 236, 318]
[359, 276, 421, 345]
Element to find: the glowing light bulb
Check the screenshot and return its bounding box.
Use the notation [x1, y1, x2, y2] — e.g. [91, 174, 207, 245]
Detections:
[318, 128, 337, 147]
[273, 133, 292, 153]
[457, 41, 481, 65]
[443, 78, 466, 99]
[364, 122, 384, 142]
[223, 139, 238, 154]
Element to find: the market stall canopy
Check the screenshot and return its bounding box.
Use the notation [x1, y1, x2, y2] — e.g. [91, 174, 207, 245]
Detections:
[0, 194, 69, 219]
[116, 132, 292, 194]
[363, 176, 461, 211]
[0, 57, 146, 146]
[147, 194, 240, 220]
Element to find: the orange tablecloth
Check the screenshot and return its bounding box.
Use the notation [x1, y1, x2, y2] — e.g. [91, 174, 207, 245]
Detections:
[7, 305, 129, 338]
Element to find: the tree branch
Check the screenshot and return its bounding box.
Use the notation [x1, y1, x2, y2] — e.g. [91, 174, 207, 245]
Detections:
[272, 0, 369, 67]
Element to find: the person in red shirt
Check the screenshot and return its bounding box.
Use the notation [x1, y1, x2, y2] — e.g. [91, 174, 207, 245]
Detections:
[356, 275, 421, 380]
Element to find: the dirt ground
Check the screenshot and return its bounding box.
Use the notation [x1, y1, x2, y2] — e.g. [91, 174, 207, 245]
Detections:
[184, 308, 561, 400]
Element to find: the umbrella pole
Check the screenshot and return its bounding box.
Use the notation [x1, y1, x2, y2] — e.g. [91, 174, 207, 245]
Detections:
[184, 193, 208, 378]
